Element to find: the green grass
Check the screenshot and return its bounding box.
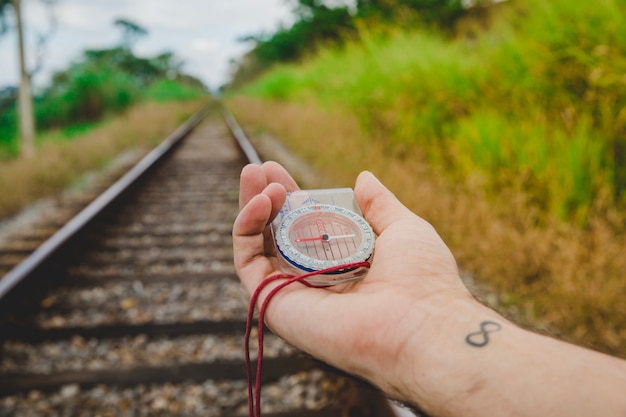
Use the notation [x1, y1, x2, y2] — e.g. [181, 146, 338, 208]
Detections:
[144, 79, 208, 102]
[52, 122, 100, 141]
[239, 0, 626, 224]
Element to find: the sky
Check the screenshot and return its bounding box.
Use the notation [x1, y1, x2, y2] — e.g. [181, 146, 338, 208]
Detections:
[0, 0, 294, 91]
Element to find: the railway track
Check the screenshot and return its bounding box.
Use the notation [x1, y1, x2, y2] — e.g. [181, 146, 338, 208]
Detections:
[0, 104, 401, 416]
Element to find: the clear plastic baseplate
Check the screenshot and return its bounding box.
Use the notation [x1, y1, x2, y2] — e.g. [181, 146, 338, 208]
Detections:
[270, 188, 375, 286]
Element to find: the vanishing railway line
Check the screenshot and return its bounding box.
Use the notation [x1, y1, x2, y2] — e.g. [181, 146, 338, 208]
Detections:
[0, 104, 399, 416]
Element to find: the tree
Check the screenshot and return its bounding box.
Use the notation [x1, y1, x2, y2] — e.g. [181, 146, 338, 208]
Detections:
[355, 0, 465, 26]
[37, 21, 188, 128]
[0, 0, 56, 157]
[12, 0, 35, 157]
[245, 0, 355, 64]
[114, 18, 148, 48]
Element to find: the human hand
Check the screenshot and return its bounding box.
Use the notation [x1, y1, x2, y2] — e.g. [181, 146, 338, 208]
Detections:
[233, 161, 476, 399]
[234, 162, 626, 417]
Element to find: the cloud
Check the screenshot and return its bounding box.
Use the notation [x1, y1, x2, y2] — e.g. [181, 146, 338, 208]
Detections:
[192, 38, 221, 53]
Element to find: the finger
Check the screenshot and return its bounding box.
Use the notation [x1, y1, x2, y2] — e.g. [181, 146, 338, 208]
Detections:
[354, 171, 414, 235]
[263, 182, 288, 225]
[233, 193, 277, 294]
[262, 161, 300, 192]
[239, 164, 267, 210]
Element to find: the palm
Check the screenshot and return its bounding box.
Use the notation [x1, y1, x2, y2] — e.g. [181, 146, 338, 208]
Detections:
[234, 162, 467, 385]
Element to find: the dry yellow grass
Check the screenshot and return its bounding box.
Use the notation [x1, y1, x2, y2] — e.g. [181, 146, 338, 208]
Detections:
[229, 96, 626, 357]
[0, 100, 208, 219]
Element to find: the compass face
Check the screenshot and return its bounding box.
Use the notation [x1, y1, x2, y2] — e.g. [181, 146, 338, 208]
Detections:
[275, 204, 375, 274]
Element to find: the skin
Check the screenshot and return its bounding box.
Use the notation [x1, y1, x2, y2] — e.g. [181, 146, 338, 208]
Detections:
[233, 161, 626, 417]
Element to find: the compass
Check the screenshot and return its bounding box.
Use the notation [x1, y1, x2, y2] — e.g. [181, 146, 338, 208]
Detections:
[273, 204, 375, 285]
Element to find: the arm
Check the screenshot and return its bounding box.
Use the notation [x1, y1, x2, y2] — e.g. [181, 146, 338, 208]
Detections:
[232, 161, 626, 417]
[392, 296, 626, 417]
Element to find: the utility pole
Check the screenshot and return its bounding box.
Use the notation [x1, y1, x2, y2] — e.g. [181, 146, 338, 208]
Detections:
[12, 0, 35, 157]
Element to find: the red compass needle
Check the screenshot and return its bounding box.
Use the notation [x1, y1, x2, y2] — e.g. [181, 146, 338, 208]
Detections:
[295, 234, 356, 243]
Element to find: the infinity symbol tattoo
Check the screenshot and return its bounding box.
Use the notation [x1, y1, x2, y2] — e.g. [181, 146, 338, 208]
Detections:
[465, 320, 502, 347]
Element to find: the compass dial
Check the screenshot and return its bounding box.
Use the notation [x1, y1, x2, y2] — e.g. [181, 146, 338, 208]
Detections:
[274, 204, 375, 283]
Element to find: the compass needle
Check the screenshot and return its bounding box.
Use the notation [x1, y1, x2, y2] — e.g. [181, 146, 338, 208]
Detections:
[326, 234, 356, 241]
[295, 233, 356, 243]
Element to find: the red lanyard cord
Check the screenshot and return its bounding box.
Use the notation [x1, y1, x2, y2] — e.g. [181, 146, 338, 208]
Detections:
[244, 261, 371, 417]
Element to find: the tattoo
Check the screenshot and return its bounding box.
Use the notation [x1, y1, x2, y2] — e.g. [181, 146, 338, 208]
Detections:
[465, 320, 502, 347]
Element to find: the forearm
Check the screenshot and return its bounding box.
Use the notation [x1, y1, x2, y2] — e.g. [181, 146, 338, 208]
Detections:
[380, 297, 626, 417]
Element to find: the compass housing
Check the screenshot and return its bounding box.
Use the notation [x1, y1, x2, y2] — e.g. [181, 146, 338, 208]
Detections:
[272, 201, 375, 285]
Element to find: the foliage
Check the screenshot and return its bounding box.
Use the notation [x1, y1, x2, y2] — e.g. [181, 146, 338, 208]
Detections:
[144, 78, 207, 102]
[0, 46, 203, 159]
[29, 46, 184, 131]
[228, 0, 468, 87]
[248, 2, 355, 64]
[356, 0, 465, 26]
[240, 0, 626, 224]
[83, 48, 182, 87]
[114, 17, 148, 47]
[36, 58, 141, 128]
[0, 105, 18, 158]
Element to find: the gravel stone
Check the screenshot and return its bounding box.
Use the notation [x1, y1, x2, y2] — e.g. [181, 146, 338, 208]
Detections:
[35, 278, 249, 328]
[0, 370, 354, 417]
[1, 333, 293, 374]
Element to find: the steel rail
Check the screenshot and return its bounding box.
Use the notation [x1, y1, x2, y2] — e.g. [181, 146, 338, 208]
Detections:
[220, 103, 263, 165]
[0, 103, 212, 302]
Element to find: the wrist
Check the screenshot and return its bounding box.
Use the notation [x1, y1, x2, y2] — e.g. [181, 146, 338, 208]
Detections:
[380, 295, 512, 413]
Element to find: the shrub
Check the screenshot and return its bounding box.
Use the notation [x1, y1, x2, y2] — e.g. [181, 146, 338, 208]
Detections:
[37, 62, 140, 128]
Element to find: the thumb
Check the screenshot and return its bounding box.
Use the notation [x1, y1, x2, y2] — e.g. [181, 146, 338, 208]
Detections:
[354, 171, 414, 235]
